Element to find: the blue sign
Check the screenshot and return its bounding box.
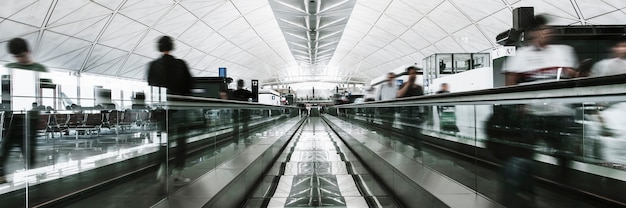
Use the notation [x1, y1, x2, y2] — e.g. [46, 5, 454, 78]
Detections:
[219, 67, 227, 77]
[396, 79, 403, 86]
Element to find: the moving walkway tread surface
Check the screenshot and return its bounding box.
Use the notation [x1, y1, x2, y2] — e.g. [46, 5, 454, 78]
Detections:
[327, 114, 613, 208]
[243, 117, 402, 208]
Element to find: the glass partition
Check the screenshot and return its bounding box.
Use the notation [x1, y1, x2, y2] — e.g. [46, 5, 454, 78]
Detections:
[327, 78, 626, 207]
[0, 76, 299, 207]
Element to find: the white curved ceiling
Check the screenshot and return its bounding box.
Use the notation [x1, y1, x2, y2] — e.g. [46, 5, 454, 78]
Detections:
[0, 0, 625, 86]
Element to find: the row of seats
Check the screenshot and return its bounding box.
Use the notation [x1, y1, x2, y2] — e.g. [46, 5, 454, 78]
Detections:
[30, 110, 155, 139]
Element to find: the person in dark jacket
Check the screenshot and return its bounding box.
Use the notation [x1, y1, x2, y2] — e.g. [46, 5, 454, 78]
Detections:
[147, 36, 193, 184]
[231, 79, 252, 134]
[397, 66, 423, 98]
[231, 79, 252, 101]
[147, 36, 193, 96]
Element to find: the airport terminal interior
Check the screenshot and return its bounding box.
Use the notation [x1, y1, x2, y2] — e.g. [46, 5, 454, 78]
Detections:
[1, 0, 626, 207]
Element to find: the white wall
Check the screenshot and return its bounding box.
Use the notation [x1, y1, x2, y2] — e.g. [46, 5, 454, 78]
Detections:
[258, 94, 280, 105]
[427, 67, 493, 94]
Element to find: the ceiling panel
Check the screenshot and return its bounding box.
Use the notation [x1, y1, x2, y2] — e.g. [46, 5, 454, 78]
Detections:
[0, 0, 623, 87]
[48, 1, 111, 27]
[118, 53, 151, 77]
[402, 0, 444, 15]
[586, 9, 626, 24]
[132, 29, 166, 57]
[384, 1, 423, 27]
[47, 14, 110, 42]
[451, 0, 506, 21]
[0, 20, 40, 41]
[98, 15, 148, 51]
[428, 1, 472, 34]
[230, 0, 267, 15]
[119, 0, 172, 26]
[399, 29, 430, 50]
[153, 5, 198, 38]
[202, 2, 241, 31]
[375, 15, 408, 37]
[92, 0, 126, 10]
[37, 31, 91, 63]
[412, 18, 448, 44]
[0, 0, 51, 27]
[177, 21, 214, 49]
[83, 44, 127, 72]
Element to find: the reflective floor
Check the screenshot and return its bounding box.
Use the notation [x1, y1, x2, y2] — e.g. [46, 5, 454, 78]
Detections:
[0, 127, 160, 194]
[244, 117, 400, 208]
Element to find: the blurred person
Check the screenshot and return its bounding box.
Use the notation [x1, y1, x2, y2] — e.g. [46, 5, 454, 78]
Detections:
[393, 66, 425, 135]
[585, 37, 626, 159]
[504, 15, 578, 85]
[147, 36, 193, 184]
[4, 38, 47, 72]
[231, 79, 252, 133]
[0, 38, 46, 183]
[363, 86, 376, 122]
[397, 66, 423, 98]
[436, 83, 450, 94]
[377, 72, 398, 101]
[498, 14, 580, 206]
[216, 90, 231, 125]
[363, 86, 376, 102]
[575, 58, 596, 78]
[435, 83, 458, 133]
[232, 79, 252, 102]
[219, 90, 229, 100]
[147, 36, 193, 95]
[376, 73, 400, 127]
[590, 36, 626, 77]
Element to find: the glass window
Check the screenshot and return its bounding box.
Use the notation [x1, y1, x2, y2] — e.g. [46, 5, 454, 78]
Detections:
[472, 53, 490, 68]
[436, 54, 453, 75]
[453, 53, 471, 72]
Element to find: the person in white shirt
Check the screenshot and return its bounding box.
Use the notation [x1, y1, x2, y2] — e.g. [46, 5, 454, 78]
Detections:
[363, 86, 376, 102]
[504, 15, 579, 118]
[591, 37, 626, 77]
[377, 72, 398, 101]
[504, 24, 578, 85]
[497, 15, 579, 206]
[376, 72, 398, 128]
